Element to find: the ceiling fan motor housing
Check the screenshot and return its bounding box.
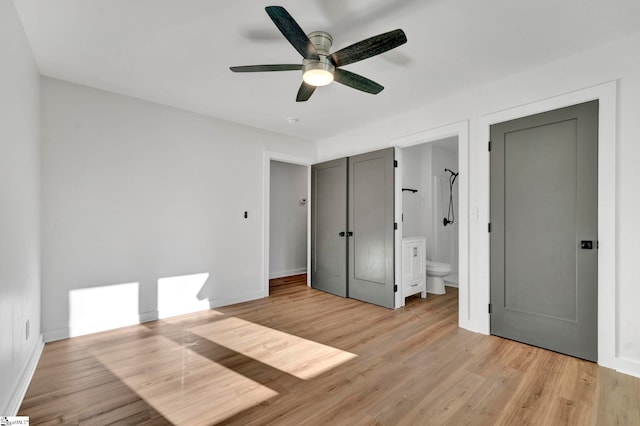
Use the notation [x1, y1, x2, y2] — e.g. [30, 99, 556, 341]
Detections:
[308, 31, 333, 55]
[302, 31, 335, 85]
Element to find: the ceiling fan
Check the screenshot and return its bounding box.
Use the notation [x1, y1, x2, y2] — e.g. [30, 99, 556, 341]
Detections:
[230, 6, 407, 102]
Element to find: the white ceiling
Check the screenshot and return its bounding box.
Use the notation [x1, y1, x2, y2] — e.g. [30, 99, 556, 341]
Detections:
[13, 0, 640, 141]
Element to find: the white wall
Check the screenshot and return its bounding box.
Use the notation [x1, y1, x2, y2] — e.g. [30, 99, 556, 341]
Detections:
[41, 77, 316, 341]
[400, 144, 425, 238]
[319, 32, 640, 376]
[0, 0, 43, 415]
[269, 161, 308, 278]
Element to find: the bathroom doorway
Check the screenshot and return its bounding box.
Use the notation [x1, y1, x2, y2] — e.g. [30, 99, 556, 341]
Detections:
[400, 136, 460, 291]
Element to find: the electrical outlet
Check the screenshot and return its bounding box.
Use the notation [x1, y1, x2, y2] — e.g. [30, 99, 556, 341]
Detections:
[26, 319, 30, 340]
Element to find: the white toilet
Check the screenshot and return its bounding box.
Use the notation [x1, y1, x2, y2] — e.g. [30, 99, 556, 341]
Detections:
[426, 260, 453, 294]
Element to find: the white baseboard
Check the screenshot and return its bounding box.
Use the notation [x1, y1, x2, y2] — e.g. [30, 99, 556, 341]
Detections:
[616, 357, 640, 379]
[459, 318, 489, 335]
[269, 268, 307, 279]
[42, 290, 270, 343]
[44, 310, 161, 342]
[43, 327, 68, 343]
[210, 290, 267, 309]
[4, 335, 44, 416]
[139, 311, 159, 323]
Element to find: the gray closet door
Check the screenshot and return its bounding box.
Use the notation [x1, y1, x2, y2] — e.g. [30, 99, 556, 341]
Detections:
[490, 100, 598, 361]
[311, 158, 348, 297]
[348, 148, 395, 308]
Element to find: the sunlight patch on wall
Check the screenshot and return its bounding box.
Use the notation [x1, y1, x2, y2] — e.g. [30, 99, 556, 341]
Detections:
[157, 272, 211, 319]
[68, 282, 139, 337]
[191, 317, 357, 380]
[91, 333, 278, 424]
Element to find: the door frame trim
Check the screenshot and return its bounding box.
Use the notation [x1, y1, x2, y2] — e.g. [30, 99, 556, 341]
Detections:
[393, 121, 470, 321]
[478, 81, 617, 368]
[263, 151, 313, 296]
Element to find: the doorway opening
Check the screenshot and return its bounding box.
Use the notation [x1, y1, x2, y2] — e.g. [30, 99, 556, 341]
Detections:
[263, 153, 311, 296]
[400, 136, 460, 293]
[393, 120, 469, 317]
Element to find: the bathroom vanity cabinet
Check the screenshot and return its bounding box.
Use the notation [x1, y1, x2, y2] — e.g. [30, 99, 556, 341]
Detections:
[401, 236, 427, 305]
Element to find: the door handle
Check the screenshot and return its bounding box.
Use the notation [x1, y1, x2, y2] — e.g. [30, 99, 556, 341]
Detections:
[580, 240, 593, 249]
[346, 231, 353, 237]
[338, 232, 346, 237]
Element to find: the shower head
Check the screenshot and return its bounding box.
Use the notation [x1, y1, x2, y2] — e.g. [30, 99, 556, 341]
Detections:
[445, 168, 459, 185]
[443, 168, 458, 226]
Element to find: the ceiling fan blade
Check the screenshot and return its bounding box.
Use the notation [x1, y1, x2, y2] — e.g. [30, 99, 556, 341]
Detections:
[265, 6, 319, 60]
[230, 64, 302, 72]
[330, 29, 407, 67]
[296, 82, 316, 102]
[333, 68, 384, 94]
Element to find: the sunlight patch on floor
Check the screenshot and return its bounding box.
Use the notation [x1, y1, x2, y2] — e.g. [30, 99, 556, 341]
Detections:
[91, 333, 277, 425]
[191, 316, 357, 380]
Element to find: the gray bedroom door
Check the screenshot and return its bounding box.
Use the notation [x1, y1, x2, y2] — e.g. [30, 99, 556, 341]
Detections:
[490, 100, 598, 361]
[311, 158, 348, 297]
[348, 148, 395, 308]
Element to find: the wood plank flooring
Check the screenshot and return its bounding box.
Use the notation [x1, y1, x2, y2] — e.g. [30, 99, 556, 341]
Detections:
[20, 275, 640, 425]
[269, 274, 307, 288]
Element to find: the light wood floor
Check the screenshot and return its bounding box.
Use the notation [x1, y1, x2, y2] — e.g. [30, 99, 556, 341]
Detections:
[20, 275, 640, 425]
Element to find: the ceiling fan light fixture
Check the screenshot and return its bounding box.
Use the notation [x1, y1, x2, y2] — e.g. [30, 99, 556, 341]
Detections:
[302, 57, 335, 87]
[303, 68, 334, 86]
